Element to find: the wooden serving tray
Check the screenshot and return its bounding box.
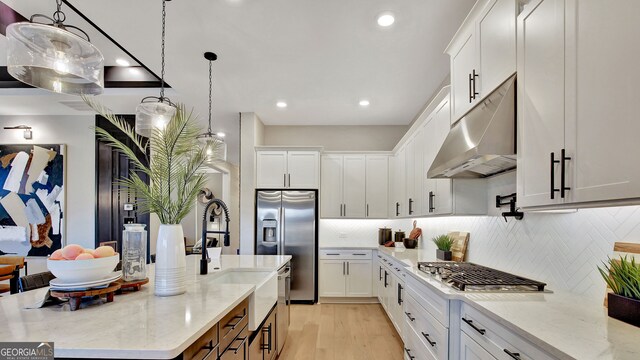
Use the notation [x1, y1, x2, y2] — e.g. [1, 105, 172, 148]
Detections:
[50, 282, 121, 311]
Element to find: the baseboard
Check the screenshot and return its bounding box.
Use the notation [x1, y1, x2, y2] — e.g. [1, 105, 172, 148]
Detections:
[319, 297, 380, 304]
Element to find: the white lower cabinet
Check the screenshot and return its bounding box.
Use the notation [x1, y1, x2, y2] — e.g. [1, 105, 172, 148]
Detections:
[460, 332, 496, 360]
[405, 293, 448, 360]
[319, 250, 372, 298]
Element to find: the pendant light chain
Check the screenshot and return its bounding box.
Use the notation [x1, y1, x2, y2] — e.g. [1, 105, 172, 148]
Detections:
[159, 0, 167, 100]
[208, 59, 213, 134]
[53, 0, 65, 23]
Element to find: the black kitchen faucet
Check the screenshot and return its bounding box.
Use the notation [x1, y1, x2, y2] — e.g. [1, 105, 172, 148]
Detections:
[200, 198, 230, 275]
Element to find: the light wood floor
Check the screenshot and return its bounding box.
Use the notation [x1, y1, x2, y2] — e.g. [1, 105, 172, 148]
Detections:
[278, 303, 404, 360]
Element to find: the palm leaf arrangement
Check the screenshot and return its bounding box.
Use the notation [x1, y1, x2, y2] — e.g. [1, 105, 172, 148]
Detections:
[598, 256, 640, 301]
[84, 96, 224, 225]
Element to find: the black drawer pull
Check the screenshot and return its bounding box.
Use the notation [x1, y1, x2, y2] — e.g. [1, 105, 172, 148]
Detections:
[352, 253, 367, 256]
[404, 348, 415, 360]
[224, 314, 246, 330]
[462, 317, 486, 335]
[326, 253, 340, 256]
[421, 332, 436, 347]
[504, 349, 522, 360]
[550, 152, 560, 199]
[560, 148, 571, 198]
[397, 284, 403, 305]
[228, 336, 247, 354]
[404, 312, 415, 321]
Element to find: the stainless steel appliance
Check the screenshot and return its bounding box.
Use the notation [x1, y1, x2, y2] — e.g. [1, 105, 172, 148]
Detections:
[417, 262, 546, 292]
[276, 262, 290, 354]
[256, 190, 317, 303]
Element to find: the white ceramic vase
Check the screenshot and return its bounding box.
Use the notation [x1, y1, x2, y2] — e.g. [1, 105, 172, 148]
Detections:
[154, 224, 187, 296]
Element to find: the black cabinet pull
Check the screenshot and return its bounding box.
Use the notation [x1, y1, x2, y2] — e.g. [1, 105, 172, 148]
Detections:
[343, 262, 345, 275]
[379, 266, 382, 281]
[395, 202, 400, 216]
[472, 69, 479, 99]
[404, 348, 415, 360]
[224, 314, 246, 330]
[228, 336, 247, 354]
[550, 152, 560, 199]
[397, 284, 403, 305]
[347, 261, 350, 275]
[429, 191, 435, 212]
[352, 253, 367, 256]
[421, 332, 436, 347]
[343, 204, 346, 216]
[461, 317, 486, 335]
[408, 198, 413, 214]
[384, 271, 388, 287]
[561, 148, 571, 198]
[366, 204, 369, 217]
[468, 73, 473, 103]
[288, 173, 291, 188]
[326, 253, 340, 256]
[404, 312, 415, 321]
[504, 349, 522, 360]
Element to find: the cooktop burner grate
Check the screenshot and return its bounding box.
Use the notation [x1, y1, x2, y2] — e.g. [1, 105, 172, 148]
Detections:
[417, 262, 546, 292]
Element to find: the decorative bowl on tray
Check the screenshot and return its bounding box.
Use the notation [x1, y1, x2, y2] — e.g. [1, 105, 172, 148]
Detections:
[47, 254, 119, 283]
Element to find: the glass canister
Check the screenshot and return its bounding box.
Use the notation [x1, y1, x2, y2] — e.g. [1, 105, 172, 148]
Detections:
[122, 224, 147, 281]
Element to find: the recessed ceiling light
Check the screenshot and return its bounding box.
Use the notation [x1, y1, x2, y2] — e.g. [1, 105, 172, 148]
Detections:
[276, 101, 287, 108]
[217, 132, 226, 137]
[359, 100, 370, 107]
[116, 58, 130, 67]
[377, 12, 395, 27]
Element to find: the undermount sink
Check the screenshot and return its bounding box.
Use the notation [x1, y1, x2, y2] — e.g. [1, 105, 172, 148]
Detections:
[210, 270, 277, 331]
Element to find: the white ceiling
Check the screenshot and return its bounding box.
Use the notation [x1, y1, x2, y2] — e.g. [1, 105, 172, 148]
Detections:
[0, 0, 476, 163]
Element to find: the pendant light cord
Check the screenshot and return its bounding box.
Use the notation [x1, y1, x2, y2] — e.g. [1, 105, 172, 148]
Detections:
[53, 0, 65, 23]
[160, 0, 167, 100]
[208, 59, 213, 134]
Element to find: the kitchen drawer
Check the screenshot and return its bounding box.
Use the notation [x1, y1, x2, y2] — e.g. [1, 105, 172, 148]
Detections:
[182, 324, 219, 360]
[460, 303, 556, 360]
[220, 298, 249, 353]
[406, 275, 449, 327]
[404, 323, 436, 360]
[320, 249, 372, 260]
[219, 325, 248, 360]
[405, 293, 448, 360]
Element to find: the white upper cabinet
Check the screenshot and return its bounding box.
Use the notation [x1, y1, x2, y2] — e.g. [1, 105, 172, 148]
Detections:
[518, 0, 640, 209]
[365, 155, 389, 219]
[320, 154, 388, 219]
[256, 149, 319, 189]
[256, 151, 288, 188]
[447, 0, 517, 123]
[405, 135, 417, 216]
[393, 147, 406, 217]
[287, 151, 320, 188]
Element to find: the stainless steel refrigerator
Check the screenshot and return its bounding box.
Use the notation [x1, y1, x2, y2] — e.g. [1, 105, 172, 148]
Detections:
[256, 190, 317, 303]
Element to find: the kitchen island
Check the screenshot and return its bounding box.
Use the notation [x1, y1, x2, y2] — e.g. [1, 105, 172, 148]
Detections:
[0, 254, 291, 359]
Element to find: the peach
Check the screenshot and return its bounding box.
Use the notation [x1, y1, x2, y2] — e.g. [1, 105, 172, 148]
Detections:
[93, 246, 115, 258]
[83, 248, 95, 255]
[75, 253, 95, 260]
[50, 249, 64, 260]
[61, 244, 84, 260]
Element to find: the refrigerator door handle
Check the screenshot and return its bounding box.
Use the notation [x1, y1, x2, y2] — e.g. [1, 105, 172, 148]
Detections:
[278, 205, 283, 256]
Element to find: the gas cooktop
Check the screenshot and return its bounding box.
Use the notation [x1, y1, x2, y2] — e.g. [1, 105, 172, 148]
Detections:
[417, 262, 546, 292]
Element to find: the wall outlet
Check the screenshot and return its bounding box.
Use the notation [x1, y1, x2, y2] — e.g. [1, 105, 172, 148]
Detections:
[339, 232, 348, 239]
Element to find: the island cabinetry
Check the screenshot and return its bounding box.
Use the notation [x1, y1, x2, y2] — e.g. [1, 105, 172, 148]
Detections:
[182, 325, 219, 360]
[219, 298, 249, 358]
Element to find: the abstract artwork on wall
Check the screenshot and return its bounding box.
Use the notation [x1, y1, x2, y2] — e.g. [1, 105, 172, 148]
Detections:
[0, 144, 65, 256]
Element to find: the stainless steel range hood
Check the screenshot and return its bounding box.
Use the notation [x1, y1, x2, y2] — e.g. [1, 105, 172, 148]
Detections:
[428, 75, 516, 179]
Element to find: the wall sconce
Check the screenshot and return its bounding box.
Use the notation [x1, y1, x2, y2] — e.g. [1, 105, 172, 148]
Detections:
[3, 125, 33, 140]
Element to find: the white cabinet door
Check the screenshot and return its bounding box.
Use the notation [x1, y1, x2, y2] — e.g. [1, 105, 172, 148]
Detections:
[345, 260, 372, 297]
[412, 128, 424, 216]
[478, 0, 517, 95]
[460, 332, 496, 360]
[395, 147, 407, 217]
[287, 151, 319, 189]
[365, 155, 389, 218]
[376, 260, 384, 303]
[343, 155, 366, 218]
[319, 260, 346, 297]
[567, 0, 640, 204]
[256, 151, 287, 188]
[433, 98, 454, 215]
[320, 155, 343, 218]
[405, 136, 416, 217]
[451, 31, 479, 122]
[516, 0, 566, 208]
[390, 272, 405, 340]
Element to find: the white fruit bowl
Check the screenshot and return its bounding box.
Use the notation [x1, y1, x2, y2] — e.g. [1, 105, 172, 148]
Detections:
[47, 255, 119, 283]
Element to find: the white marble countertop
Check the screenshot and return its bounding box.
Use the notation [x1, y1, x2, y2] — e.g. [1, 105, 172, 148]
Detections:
[377, 246, 640, 360]
[0, 254, 291, 359]
[319, 245, 379, 249]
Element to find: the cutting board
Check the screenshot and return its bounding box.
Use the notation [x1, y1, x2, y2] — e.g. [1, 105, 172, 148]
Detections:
[448, 231, 469, 262]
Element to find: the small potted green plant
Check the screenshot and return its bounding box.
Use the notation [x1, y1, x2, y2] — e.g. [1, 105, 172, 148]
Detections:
[598, 256, 640, 327]
[432, 234, 453, 261]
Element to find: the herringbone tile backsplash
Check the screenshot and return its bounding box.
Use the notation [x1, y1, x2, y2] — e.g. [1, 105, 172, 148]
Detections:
[320, 173, 640, 304]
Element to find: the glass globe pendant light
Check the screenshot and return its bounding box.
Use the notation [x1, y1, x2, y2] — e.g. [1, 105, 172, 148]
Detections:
[198, 52, 227, 164]
[135, 0, 176, 137]
[5, 0, 104, 95]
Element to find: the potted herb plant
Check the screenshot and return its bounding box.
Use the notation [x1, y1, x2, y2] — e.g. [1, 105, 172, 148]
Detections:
[598, 256, 640, 327]
[85, 97, 223, 296]
[432, 234, 453, 261]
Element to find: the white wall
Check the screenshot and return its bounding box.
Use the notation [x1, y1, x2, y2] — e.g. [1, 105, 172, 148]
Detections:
[320, 172, 640, 304]
[264, 125, 407, 151]
[239, 112, 264, 254]
[0, 115, 95, 249]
